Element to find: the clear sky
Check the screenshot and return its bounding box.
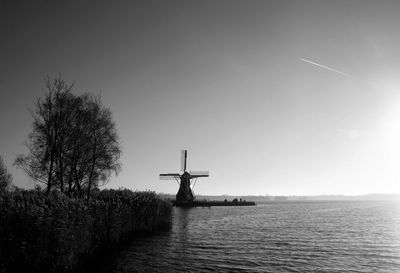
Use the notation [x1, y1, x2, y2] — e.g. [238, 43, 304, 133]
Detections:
[1, 0, 400, 195]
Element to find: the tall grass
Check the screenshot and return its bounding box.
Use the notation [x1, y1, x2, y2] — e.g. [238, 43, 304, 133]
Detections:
[0, 189, 172, 273]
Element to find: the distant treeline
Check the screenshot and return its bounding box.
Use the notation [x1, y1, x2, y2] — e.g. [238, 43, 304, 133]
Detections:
[0, 188, 172, 273]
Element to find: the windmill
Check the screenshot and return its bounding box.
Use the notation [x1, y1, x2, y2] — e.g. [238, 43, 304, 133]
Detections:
[160, 150, 209, 203]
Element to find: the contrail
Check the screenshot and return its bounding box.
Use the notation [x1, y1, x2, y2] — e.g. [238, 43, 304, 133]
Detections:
[300, 58, 351, 77]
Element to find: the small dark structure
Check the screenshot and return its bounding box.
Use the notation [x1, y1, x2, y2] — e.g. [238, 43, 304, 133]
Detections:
[173, 200, 256, 207]
[160, 150, 256, 207]
[160, 150, 209, 206]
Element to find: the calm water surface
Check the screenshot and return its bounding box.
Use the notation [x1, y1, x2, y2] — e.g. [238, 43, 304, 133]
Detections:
[112, 201, 400, 272]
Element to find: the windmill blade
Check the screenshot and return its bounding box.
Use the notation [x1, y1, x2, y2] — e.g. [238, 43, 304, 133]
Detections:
[181, 150, 187, 172]
[189, 171, 209, 178]
[160, 173, 181, 176]
[160, 176, 179, 180]
[189, 171, 209, 176]
[190, 174, 209, 178]
[159, 173, 181, 180]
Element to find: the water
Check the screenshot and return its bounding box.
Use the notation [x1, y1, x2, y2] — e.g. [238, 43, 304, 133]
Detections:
[111, 201, 400, 272]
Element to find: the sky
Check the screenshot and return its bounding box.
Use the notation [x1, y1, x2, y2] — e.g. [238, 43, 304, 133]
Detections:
[1, 0, 400, 196]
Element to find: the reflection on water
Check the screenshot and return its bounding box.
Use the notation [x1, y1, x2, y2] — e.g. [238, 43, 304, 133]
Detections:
[175, 207, 190, 235]
[112, 201, 400, 273]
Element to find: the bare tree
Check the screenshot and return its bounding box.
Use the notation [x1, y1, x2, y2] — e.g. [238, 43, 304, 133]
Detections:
[83, 94, 121, 200]
[0, 156, 12, 191]
[15, 76, 74, 193]
[15, 76, 122, 197]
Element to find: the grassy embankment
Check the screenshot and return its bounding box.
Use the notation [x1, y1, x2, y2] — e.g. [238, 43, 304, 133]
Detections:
[0, 189, 172, 273]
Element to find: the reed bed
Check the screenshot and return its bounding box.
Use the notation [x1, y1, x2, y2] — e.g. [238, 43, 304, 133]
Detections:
[0, 189, 172, 273]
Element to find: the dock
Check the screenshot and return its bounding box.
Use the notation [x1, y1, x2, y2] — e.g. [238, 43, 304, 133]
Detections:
[172, 199, 256, 208]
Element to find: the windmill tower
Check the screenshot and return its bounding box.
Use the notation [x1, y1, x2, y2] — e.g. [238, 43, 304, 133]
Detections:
[160, 150, 209, 203]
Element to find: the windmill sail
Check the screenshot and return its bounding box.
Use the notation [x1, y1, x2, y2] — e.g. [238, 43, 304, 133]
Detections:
[160, 150, 209, 203]
[159, 173, 181, 180]
[159, 173, 181, 176]
[181, 150, 187, 172]
[189, 171, 209, 178]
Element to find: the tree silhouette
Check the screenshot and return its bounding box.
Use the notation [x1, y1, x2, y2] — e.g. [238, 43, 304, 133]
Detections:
[15, 76, 122, 197]
[0, 156, 12, 191]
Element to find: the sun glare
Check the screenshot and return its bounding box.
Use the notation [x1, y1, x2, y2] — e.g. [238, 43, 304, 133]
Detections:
[369, 79, 400, 193]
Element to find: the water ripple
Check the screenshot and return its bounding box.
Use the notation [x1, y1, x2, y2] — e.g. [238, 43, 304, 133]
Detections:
[112, 201, 400, 272]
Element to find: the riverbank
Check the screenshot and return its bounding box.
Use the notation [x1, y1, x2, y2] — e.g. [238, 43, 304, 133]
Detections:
[0, 189, 172, 273]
